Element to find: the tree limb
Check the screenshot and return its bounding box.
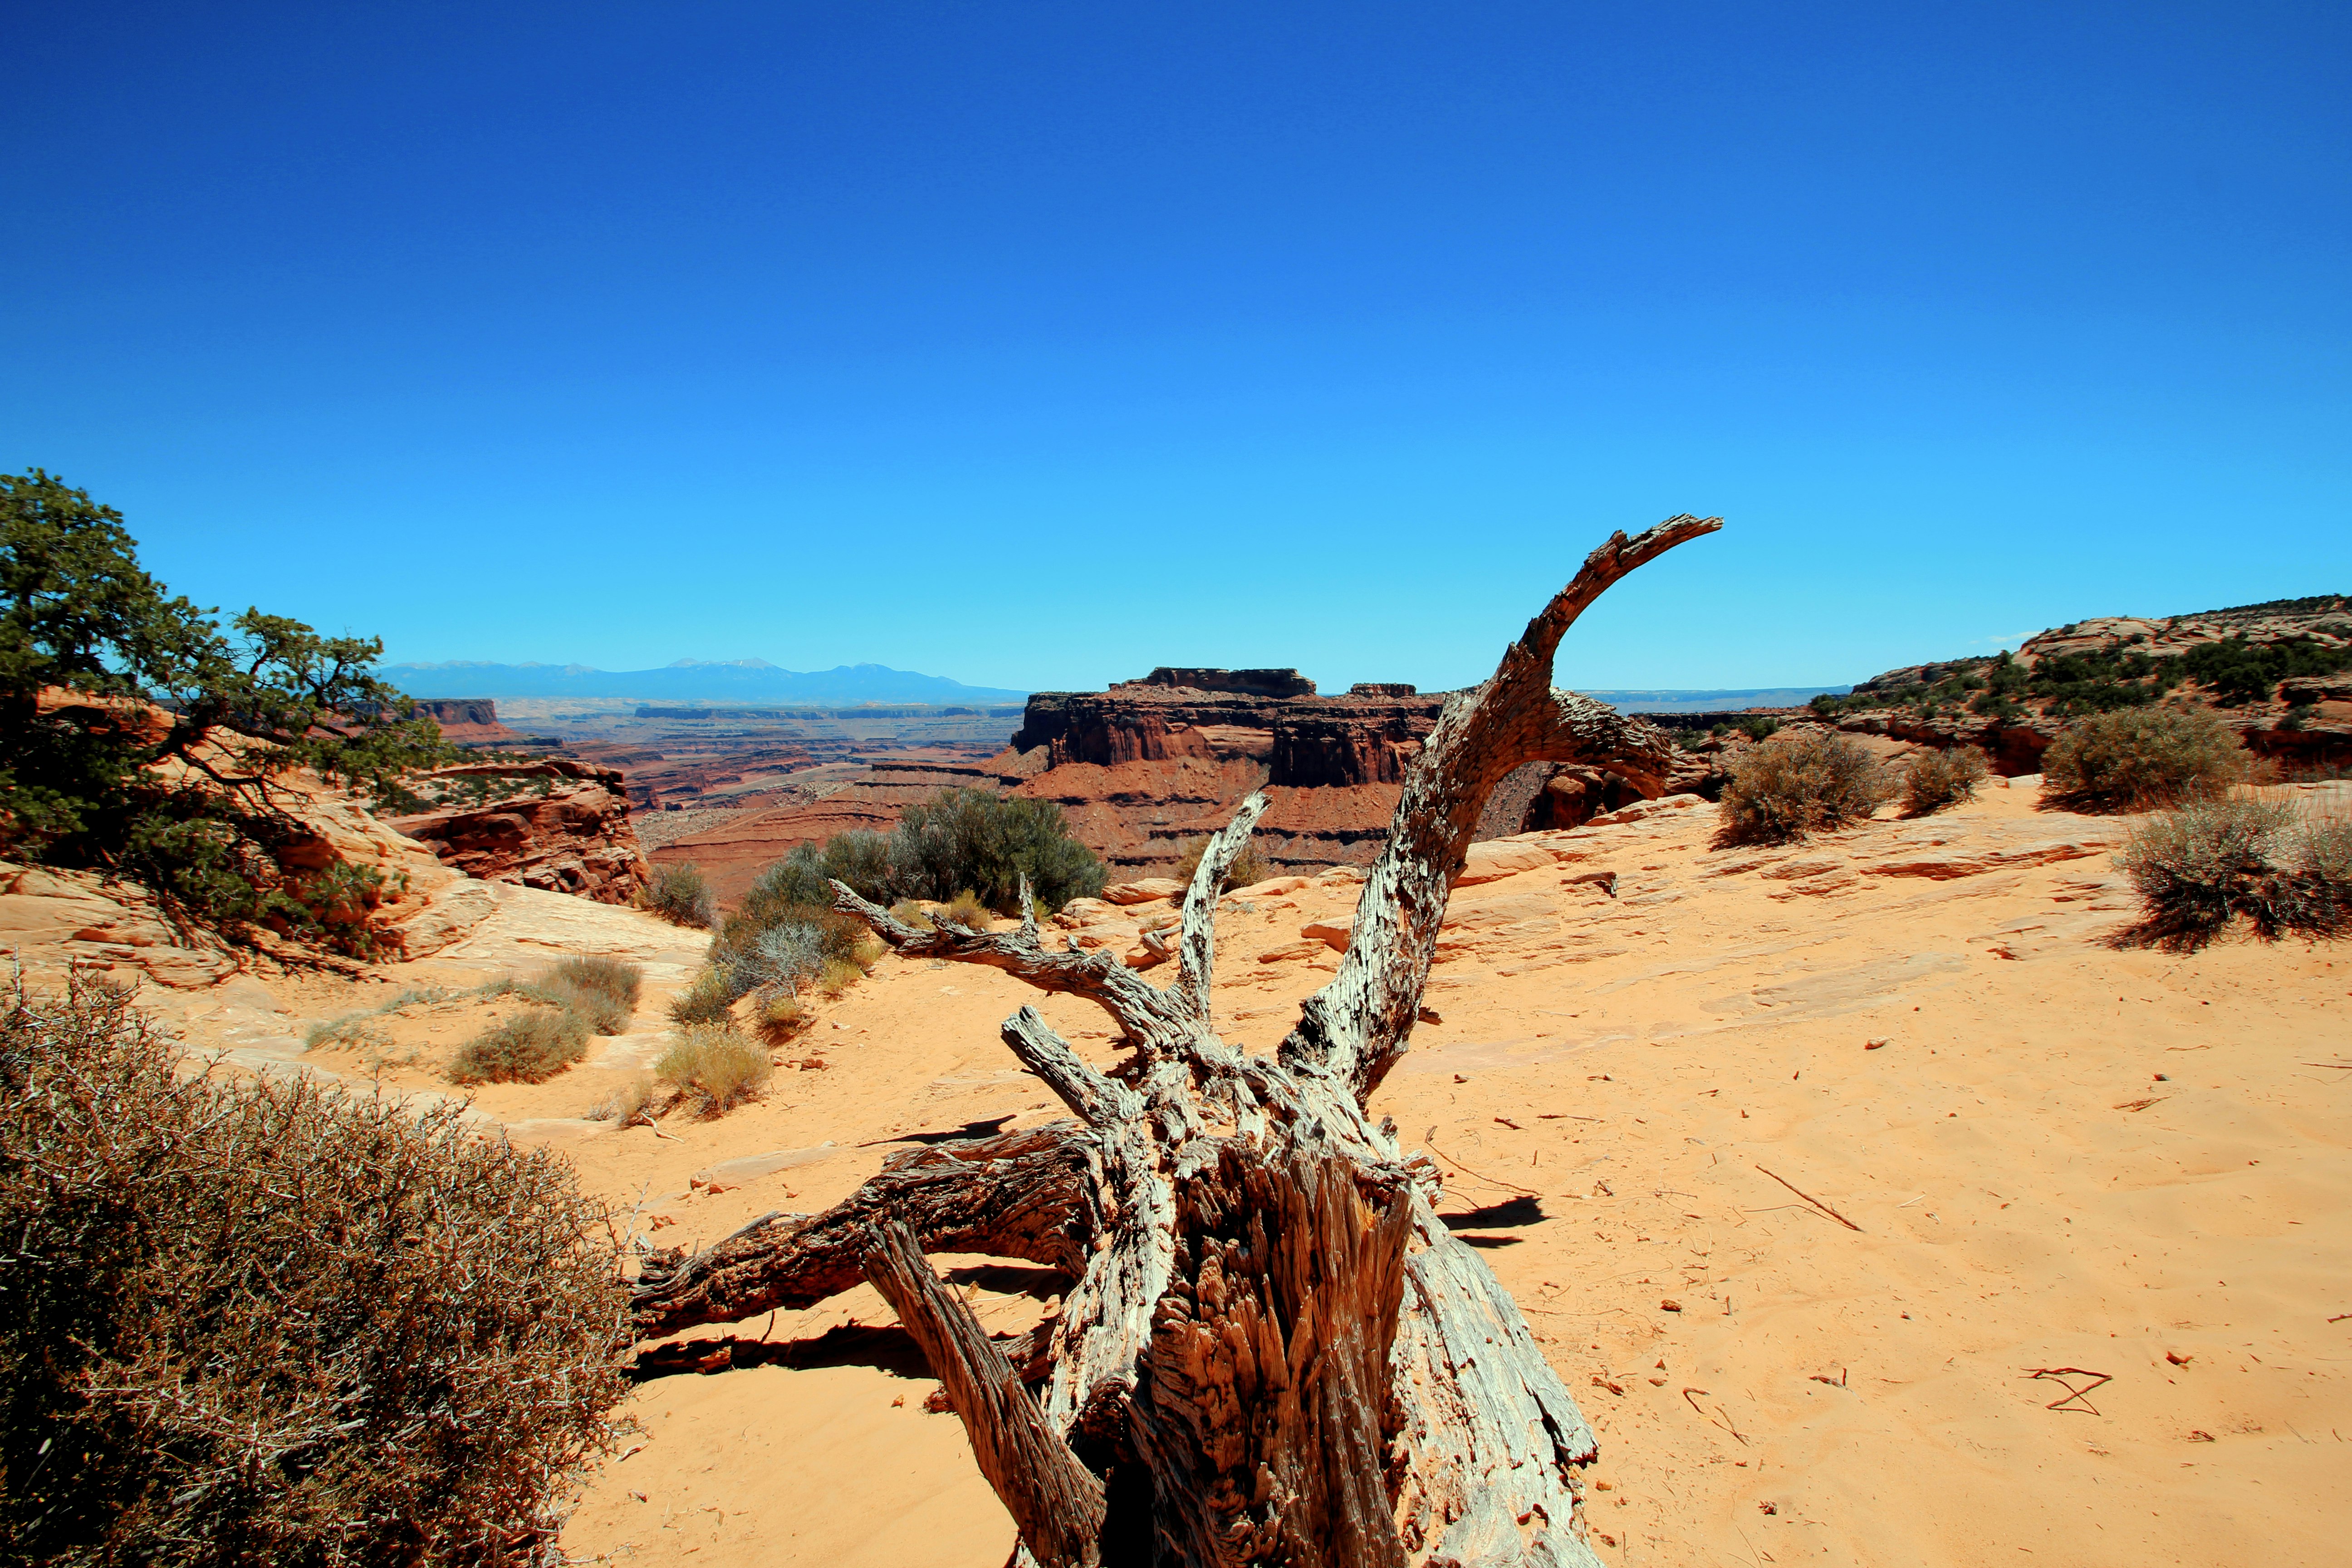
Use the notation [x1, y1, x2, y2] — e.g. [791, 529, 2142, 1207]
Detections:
[1174, 790, 1270, 1026]
[1280, 514, 1720, 1103]
[862, 1219, 1107, 1568]
[631, 1125, 1098, 1338]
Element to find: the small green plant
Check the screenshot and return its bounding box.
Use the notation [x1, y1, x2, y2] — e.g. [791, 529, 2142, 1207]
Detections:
[1718, 731, 1897, 844]
[1735, 715, 1781, 742]
[1172, 838, 1270, 893]
[450, 1007, 591, 1085]
[817, 957, 864, 997]
[1901, 746, 1990, 816]
[2117, 797, 2350, 949]
[656, 1025, 773, 1117]
[2280, 703, 2318, 732]
[641, 862, 715, 927]
[2041, 707, 2248, 811]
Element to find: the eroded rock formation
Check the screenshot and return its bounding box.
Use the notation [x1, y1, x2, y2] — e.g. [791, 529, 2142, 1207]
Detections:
[385, 759, 652, 905]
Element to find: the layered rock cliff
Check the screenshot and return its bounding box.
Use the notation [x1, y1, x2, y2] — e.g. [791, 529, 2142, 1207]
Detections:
[384, 759, 652, 905]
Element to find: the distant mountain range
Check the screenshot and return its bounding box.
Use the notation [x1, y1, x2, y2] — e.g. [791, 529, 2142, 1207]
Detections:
[1582, 686, 1850, 713]
[382, 658, 1028, 705]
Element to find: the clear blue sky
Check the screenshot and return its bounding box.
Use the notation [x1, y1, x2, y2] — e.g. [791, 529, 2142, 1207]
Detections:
[6, 3, 2346, 695]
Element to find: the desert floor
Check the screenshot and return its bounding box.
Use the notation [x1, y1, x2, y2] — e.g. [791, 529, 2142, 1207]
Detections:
[172, 780, 2352, 1567]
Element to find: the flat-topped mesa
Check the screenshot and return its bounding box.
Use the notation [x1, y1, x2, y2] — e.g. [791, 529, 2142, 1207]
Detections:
[1009, 671, 1446, 786]
[1127, 666, 1318, 697]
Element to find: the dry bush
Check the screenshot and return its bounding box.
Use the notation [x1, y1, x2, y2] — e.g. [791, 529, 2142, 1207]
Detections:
[2117, 797, 2351, 949]
[817, 957, 864, 998]
[887, 898, 935, 930]
[0, 977, 629, 1565]
[1717, 730, 1897, 844]
[450, 1006, 590, 1085]
[655, 1025, 773, 1117]
[1902, 746, 1989, 815]
[588, 1072, 660, 1127]
[2042, 707, 2247, 811]
[936, 889, 993, 930]
[752, 991, 808, 1047]
[639, 862, 715, 928]
[666, 967, 736, 1026]
[1174, 836, 1269, 892]
[523, 958, 643, 1036]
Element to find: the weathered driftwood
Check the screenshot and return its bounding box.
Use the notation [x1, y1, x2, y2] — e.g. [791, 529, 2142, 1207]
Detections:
[629, 516, 1720, 1567]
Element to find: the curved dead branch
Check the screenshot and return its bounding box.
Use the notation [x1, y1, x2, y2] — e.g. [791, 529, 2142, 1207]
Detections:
[631, 1125, 1098, 1338]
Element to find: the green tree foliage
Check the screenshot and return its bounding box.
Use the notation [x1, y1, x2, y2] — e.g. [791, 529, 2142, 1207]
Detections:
[0, 977, 629, 1564]
[2176, 634, 2352, 707]
[1, 472, 451, 941]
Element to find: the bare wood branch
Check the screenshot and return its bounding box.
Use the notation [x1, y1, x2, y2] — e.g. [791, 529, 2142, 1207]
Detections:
[832, 879, 1182, 1044]
[862, 1219, 1107, 1568]
[1174, 790, 1270, 1024]
[631, 1126, 1098, 1338]
[1002, 1006, 1138, 1127]
[1281, 514, 1720, 1102]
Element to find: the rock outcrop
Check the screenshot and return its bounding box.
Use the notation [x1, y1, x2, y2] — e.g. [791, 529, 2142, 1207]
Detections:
[385, 759, 652, 905]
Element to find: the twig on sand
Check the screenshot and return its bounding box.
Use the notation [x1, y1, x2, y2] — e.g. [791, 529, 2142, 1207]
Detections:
[1754, 1165, 1863, 1231]
[1426, 1139, 1540, 1196]
[1683, 1386, 1748, 1445]
[2025, 1367, 2112, 1414]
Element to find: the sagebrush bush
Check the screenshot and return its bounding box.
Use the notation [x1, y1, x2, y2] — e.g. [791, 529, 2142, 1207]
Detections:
[1173, 837, 1270, 893]
[667, 967, 737, 1026]
[2117, 797, 2349, 948]
[656, 1025, 773, 1116]
[1902, 746, 1989, 815]
[2041, 707, 2247, 811]
[0, 978, 629, 1565]
[450, 1006, 591, 1084]
[1718, 731, 1897, 844]
[640, 862, 715, 927]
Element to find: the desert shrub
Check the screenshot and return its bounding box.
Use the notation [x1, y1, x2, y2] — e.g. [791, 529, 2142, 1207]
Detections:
[891, 789, 1107, 911]
[1902, 747, 1989, 815]
[588, 1072, 660, 1127]
[1173, 837, 1270, 894]
[641, 862, 715, 927]
[817, 957, 864, 997]
[303, 1013, 392, 1052]
[752, 991, 808, 1047]
[1735, 715, 1781, 742]
[2117, 797, 2349, 948]
[667, 967, 737, 1026]
[549, 956, 641, 1009]
[2042, 707, 2248, 811]
[656, 1025, 773, 1117]
[449, 1006, 591, 1084]
[936, 889, 994, 929]
[888, 897, 935, 929]
[1717, 731, 1897, 844]
[0, 977, 628, 1564]
[744, 919, 829, 993]
[2179, 634, 2352, 707]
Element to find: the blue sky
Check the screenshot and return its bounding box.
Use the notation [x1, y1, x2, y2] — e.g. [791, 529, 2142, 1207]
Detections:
[6, 3, 2346, 695]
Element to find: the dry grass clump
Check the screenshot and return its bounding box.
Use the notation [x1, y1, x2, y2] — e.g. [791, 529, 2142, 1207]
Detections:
[1174, 836, 1270, 892]
[2117, 797, 2350, 949]
[752, 990, 808, 1047]
[667, 966, 736, 1026]
[525, 956, 643, 1034]
[2042, 707, 2247, 811]
[0, 977, 629, 1564]
[1717, 731, 1897, 844]
[639, 861, 715, 928]
[588, 1072, 660, 1127]
[656, 1025, 773, 1117]
[449, 1006, 590, 1085]
[1902, 746, 1989, 816]
[935, 890, 994, 929]
[888, 897, 935, 929]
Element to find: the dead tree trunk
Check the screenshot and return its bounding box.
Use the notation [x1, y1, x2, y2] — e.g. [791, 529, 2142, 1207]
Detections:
[631, 516, 1720, 1567]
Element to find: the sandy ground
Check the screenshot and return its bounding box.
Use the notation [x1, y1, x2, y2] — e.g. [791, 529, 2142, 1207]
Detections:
[156, 784, 2352, 1567]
